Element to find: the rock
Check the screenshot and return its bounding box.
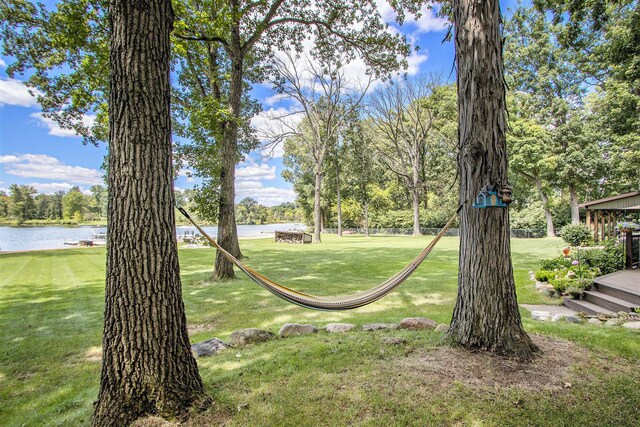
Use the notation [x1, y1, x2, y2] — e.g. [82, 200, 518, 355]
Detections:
[531, 311, 552, 321]
[629, 312, 639, 319]
[382, 337, 406, 345]
[588, 318, 603, 325]
[535, 282, 549, 291]
[604, 318, 623, 326]
[597, 312, 610, 321]
[622, 321, 640, 330]
[398, 317, 437, 330]
[617, 311, 630, 319]
[324, 323, 356, 333]
[278, 323, 318, 338]
[362, 323, 398, 331]
[434, 324, 449, 333]
[191, 338, 229, 357]
[228, 328, 275, 347]
[566, 315, 582, 324]
[609, 312, 619, 318]
[551, 314, 568, 322]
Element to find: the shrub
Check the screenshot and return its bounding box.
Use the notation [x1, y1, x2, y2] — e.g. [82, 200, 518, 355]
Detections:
[560, 223, 593, 246]
[549, 276, 572, 293]
[540, 256, 571, 270]
[534, 270, 555, 282]
[579, 239, 624, 275]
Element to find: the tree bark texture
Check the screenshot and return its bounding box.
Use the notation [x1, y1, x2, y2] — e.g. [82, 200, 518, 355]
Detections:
[411, 167, 422, 236]
[93, 1, 206, 425]
[213, 55, 244, 280]
[313, 171, 322, 243]
[364, 200, 370, 237]
[448, 0, 538, 361]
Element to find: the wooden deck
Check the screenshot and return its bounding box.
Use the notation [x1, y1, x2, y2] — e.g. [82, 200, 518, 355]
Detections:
[564, 269, 640, 315]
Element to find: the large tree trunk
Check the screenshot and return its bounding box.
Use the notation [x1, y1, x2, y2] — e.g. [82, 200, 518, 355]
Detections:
[448, 0, 538, 362]
[213, 54, 243, 280]
[569, 183, 580, 224]
[313, 171, 322, 243]
[93, 1, 206, 425]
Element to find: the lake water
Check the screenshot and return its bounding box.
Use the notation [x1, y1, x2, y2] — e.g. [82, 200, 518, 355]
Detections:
[0, 223, 306, 252]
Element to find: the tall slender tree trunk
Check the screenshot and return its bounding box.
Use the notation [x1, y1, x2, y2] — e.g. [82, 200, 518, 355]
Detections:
[364, 200, 370, 237]
[93, 1, 206, 424]
[411, 187, 421, 236]
[534, 179, 555, 237]
[213, 54, 243, 280]
[313, 171, 322, 243]
[569, 183, 580, 224]
[336, 160, 343, 237]
[411, 167, 422, 236]
[447, 0, 538, 362]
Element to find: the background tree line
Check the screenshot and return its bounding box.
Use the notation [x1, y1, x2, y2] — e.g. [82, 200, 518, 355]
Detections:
[0, 184, 107, 224]
[0, 185, 301, 226]
[281, 1, 639, 237]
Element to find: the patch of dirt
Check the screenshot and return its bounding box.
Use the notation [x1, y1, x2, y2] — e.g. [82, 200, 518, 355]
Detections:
[187, 323, 218, 336]
[395, 334, 608, 392]
[132, 401, 231, 427]
[84, 346, 102, 362]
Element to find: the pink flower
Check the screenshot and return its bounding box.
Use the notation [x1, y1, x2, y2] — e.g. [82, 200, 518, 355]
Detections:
[572, 260, 579, 265]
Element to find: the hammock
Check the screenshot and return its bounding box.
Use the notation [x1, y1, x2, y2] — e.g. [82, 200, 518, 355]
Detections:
[177, 206, 461, 311]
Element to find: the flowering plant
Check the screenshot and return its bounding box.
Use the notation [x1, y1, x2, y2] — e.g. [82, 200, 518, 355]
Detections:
[617, 222, 639, 233]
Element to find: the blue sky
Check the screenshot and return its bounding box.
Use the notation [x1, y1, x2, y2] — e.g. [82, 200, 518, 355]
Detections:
[0, 2, 519, 206]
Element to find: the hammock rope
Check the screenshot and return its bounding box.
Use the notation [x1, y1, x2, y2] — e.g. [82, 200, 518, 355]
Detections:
[177, 205, 462, 311]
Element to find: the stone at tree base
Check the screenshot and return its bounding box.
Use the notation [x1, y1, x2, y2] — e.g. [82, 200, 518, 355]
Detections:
[228, 328, 275, 346]
[398, 317, 437, 330]
[278, 323, 318, 337]
[588, 318, 603, 325]
[435, 324, 449, 333]
[191, 338, 229, 357]
[552, 314, 568, 322]
[362, 323, 398, 331]
[565, 316, 582, 324]
[622, 321, 640, 330]
[531, 311, 552, 321]
[604, 318, 623, 326]
[324, 323, 356, 333]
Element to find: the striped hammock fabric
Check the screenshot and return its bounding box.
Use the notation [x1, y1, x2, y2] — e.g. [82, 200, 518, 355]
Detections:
[177, 206, 459, 311]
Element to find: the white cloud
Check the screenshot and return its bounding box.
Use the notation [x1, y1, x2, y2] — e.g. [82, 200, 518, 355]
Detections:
[406, 51, 430, 75]
[0, 78, 39, 107]
[236, 180, 295, 206]
[0, 58, 7, 68]
[233, 161, 295, 206]
[0, 154, 104, 185]
[236, 163, 276, 181]
[28, 182, 75, 194]
[412, 4, 448, 33]
[30, 112, 96, 138]
[264, 93, 288, 106]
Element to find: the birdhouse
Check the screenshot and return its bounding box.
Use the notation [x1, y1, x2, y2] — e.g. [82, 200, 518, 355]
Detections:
[473, 185, 508, 208]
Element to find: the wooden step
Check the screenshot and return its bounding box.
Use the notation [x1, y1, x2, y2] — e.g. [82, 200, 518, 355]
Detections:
[593, 281, 640, 306]
[563, 298, 614, 316]
[583, 290, 637, 313]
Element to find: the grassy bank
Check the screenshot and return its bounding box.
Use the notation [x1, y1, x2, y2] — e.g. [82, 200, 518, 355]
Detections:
[1, 236, 638, 426]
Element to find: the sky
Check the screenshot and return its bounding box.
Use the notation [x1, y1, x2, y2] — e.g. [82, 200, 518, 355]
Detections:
[0, 1, 516, 207]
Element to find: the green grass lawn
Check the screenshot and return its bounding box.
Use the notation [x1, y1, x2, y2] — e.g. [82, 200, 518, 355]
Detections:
[1, 235, 639, 426]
